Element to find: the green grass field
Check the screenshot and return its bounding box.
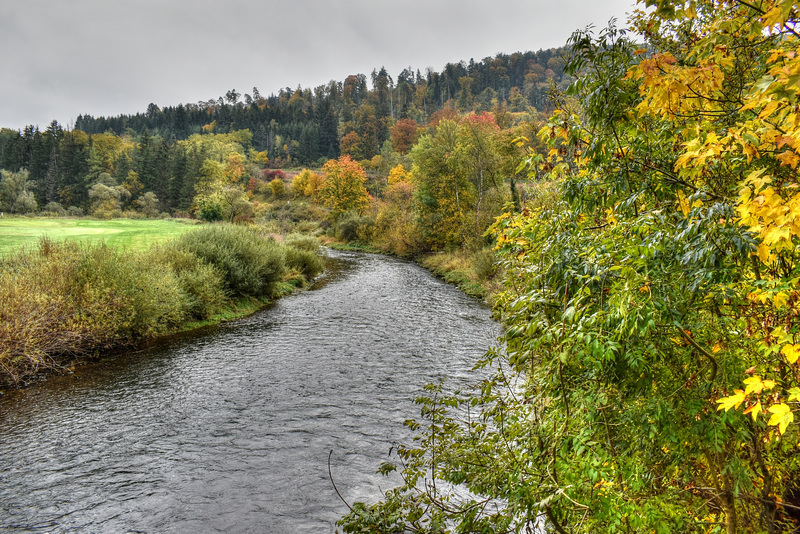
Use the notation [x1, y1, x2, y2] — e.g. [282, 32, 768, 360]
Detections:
[0, 217, 205, 255]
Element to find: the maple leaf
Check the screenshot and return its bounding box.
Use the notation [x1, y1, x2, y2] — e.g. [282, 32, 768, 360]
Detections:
[743, 401, 762, 421]
[717, 390, 746, 411]
[781, 344, 800, 364]
[744, 375, 777, 395]
[767, 403, 794, 434]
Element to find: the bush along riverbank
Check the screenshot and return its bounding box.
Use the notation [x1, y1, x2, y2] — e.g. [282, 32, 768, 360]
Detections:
[0, 224, 324, 388]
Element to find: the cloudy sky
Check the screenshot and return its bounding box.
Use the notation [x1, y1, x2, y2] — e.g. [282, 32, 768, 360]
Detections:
[1, 0, 637, 131]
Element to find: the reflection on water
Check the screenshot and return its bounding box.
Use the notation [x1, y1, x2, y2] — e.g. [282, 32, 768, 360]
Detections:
[0, 249, 500, 533]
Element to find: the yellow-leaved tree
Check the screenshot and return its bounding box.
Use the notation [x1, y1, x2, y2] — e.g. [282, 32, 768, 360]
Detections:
[319, 155, 370, 219]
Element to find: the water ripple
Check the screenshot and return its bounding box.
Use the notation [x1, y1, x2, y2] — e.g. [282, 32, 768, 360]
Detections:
[0, 249, 500, 533]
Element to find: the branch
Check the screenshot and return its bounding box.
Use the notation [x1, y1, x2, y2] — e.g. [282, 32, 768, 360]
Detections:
[675, 324, 719, 381]
[328, 449, 354, 512]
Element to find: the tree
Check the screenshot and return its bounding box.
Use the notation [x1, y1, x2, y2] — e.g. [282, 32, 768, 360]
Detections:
[88, 183, 128, 216]
[319, 155, 370, 219]
[269, 177, 286, 198]
[339, 2, 800, 533]
[0, 169, 36, 213]
[136, 191, 160, 217]
[389, 118, 419, 154]
[458, 112, 503, 236]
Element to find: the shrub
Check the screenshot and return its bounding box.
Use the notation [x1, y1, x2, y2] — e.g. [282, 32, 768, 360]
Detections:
[0, 238, 189, 385]
[173, 224, 287, 298]
[472, 248, 497, 281]
[284, 246, 324, 279]
[283, 233, 321, 253]
[66, 243, 187, 341]
[43, 202, 66, 216]
[198, 197, 224, 222]
[335, 212, 374, 243]
[334, 212, 361, 242]
[66, 206, 84, 217]
[149, 244, 228, 320]
[269, 178, 286, 198]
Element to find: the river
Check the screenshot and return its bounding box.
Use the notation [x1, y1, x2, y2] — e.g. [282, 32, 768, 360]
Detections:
[0, 249, 500, 533]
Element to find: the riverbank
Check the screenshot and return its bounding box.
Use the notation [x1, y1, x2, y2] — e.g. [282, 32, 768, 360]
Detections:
[0, 225, 324, 389]
[0, 248, 500, 532]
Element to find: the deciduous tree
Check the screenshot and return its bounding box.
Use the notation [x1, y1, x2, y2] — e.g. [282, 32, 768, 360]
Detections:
[319, 155, 370, 219]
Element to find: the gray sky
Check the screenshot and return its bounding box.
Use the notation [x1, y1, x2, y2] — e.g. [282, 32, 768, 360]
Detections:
[1, 0, 636, 131]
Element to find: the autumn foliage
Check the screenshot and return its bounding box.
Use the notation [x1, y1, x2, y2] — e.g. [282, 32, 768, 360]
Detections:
[319, 155, 370, 219]
[339, 1, 800, 533]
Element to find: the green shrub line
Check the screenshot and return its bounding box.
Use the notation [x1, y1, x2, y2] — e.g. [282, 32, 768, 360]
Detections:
[0, 223, 325, 388]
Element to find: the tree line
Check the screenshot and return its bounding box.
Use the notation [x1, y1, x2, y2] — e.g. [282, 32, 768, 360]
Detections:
[70, 48, 568, 163]
[0, 49, 560, 221]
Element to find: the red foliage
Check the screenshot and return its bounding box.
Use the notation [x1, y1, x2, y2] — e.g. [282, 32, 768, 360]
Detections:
[427, 106, 459, 128]
[465, 111, 499, 129]
[261, 169, 287, 181]
[390, 119, 419, 154]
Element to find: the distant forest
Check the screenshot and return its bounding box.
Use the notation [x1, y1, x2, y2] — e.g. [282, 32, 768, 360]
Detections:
[0, 48, 568, 214]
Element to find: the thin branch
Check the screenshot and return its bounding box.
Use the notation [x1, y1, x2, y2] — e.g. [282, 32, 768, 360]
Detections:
[328, 449, 354, 512]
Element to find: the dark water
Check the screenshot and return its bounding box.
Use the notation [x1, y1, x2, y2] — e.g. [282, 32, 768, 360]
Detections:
[0, 250, 500, 533]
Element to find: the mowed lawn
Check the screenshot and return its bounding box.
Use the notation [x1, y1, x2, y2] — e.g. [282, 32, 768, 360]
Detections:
[0, 218, 205, 255]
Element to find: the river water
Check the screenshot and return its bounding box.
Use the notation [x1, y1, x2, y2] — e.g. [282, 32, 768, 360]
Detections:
[0, 249, 500, 533]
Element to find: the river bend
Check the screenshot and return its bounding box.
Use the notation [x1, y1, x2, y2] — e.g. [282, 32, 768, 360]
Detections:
[0, 249, 500, 533]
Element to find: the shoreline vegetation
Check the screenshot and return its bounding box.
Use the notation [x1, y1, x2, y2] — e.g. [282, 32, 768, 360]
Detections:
[0, 223, 324, 389]
[0, 216, 500, 392]
[4, 1, 800, 529]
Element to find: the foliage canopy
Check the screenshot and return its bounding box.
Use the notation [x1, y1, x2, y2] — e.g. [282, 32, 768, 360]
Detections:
[338, 1, 800, 533]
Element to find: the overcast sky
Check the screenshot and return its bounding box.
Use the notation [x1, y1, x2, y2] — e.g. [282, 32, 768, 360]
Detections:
[1, 0, 636, 131]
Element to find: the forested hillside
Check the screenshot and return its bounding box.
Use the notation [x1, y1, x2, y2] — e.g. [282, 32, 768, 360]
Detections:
[0, 49, 565, 217]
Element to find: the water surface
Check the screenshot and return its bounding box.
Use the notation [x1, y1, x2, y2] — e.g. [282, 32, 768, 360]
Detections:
[0, 250, 499, 533]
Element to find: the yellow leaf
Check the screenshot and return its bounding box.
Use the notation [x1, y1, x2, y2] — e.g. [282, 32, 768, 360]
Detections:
[744, 375, 777, 395]
[788, 387, 800, 402]
[743, 401, 762, 421]
[717, 390, 746, 411]
[773, 292, 790, 309]
[781, 344, 800, 364]
[776, 150, 800, 169]
[677, 190, 690, 216]
[768, 403, 794, 434]
[763, 226, 791, 246]
[759, 100, 780, 119]
[757, 242, 773, 263]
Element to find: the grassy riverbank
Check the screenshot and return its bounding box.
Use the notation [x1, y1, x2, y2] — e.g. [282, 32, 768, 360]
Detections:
[0, 224, 324, 388]
[0, 217, 203, 255]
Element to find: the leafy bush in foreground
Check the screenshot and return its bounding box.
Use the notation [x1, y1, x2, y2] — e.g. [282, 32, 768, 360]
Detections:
[149, 244, 228, 320]
[0, 239, 188, 384]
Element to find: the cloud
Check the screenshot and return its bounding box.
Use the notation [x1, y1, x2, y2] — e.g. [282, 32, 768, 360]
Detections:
[0, 0, 635, 129]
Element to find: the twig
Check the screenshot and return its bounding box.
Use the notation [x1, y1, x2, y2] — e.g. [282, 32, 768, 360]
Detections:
[328, 449, 354, 512]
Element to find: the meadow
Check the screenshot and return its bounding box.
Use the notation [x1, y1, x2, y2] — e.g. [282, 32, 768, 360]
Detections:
[0, 217, 204, 255]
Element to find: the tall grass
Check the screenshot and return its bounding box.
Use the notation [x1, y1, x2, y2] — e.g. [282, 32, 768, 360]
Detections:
[0, 224, 324, 387]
